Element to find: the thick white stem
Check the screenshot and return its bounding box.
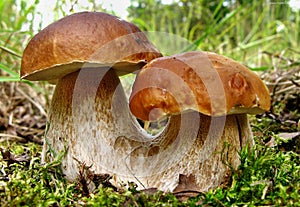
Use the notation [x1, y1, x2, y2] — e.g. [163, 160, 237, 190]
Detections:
[43, 68, 253, 192]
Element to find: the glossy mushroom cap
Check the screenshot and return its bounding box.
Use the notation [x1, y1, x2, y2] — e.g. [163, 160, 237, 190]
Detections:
[129, 51, 270, 121]
[21, 12, 162, 81]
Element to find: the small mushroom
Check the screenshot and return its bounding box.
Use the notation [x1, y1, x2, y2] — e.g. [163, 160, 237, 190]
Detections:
[20, 12, 270, 193]
[129, 51, 271, 192]
[130, 51, 270, 120]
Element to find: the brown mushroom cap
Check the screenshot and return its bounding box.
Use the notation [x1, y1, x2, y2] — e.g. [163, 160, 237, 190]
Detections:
[129, 51, 270, 121]
[21, 12, 162, 81]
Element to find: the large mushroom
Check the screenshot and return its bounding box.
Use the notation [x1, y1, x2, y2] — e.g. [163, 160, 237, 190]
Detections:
[21, 12, 270, 193]
[21, 12, 161, 81]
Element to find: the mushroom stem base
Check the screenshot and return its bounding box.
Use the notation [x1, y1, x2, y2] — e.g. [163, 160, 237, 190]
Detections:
[42, 68, 254, 193]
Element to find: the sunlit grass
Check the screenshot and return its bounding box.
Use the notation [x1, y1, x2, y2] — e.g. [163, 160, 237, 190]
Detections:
[129, 0, 299, 67]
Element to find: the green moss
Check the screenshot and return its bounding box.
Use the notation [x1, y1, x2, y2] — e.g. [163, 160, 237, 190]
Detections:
[1, 136, 300, 206]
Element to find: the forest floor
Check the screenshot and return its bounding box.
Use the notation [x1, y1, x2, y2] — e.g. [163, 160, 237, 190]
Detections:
[0, 65, 299, 206]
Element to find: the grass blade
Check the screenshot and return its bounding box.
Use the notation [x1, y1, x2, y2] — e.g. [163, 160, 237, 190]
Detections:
[0, 76, 20, 82]
[0, 63, 19, 77]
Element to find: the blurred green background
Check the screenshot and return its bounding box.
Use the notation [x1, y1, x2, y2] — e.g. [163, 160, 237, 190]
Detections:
[1, 0, 299, 82]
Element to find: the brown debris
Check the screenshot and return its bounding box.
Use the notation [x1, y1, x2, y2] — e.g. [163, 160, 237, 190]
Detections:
[259, 57, 299, 131]
[253, 52, 300, 153]
[0, 147, 30, 165]
[73, 157, 117, 196]
[0, 81, 53, 144]
[173, 174, 201, 201]
[266, 132, 300, 153]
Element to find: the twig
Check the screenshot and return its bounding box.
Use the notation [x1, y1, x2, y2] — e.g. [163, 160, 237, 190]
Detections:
[16, 87, 47, 117]
[0, 46, 22, 58]
[273, 84, 299, 95]
[0, 133, 26, 142]
[262, 51, 294, 64]
[265, 79, 300, 86]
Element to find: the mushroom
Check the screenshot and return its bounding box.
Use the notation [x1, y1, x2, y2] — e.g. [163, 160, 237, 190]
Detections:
[129, 51, 271, 192]
[20, 12, 270, 193]
[21, 11, 161, 81]
[130, 51, 270, 120]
